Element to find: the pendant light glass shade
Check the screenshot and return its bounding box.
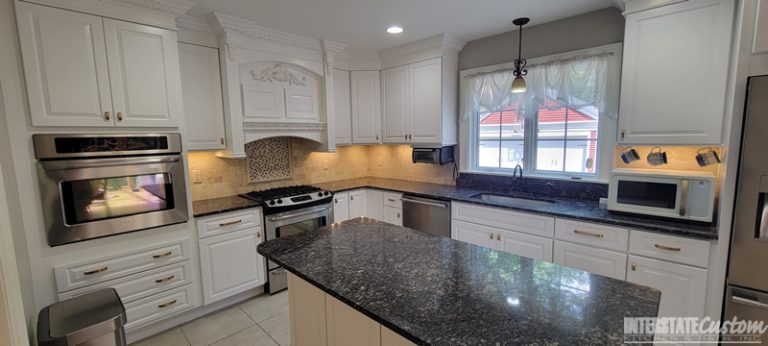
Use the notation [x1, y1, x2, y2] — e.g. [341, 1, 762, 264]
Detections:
[511, 75, 527, 93]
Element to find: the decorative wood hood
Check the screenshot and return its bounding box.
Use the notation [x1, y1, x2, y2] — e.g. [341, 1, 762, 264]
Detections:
[208, 12, 346, 158]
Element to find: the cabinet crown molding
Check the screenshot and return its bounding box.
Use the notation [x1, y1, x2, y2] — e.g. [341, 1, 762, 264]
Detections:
[210, 12, 328, 51]
[111, 0, 196, 17]
[378, 33, 466, 70]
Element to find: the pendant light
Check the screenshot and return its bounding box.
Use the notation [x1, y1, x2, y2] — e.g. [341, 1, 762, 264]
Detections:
[511, 17, 530, 93]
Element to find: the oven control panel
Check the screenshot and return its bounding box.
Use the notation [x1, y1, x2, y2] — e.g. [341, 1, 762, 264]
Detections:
[266, 190, 332, 207]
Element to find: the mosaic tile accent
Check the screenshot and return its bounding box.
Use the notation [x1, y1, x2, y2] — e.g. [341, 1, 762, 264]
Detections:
[246, 138, 293, 182]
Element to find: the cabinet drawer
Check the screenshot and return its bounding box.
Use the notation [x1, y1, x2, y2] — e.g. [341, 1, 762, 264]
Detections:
[382, 192, 402, 208]
[629, 230, 711, 267]
[452, 202, 554, 237]
[196, 208, 261, 238]
[54, 239, 191, 292]
[125, 284, 196, 331]
[555, 219, 628, 252]
[554, 241, 627, 280]
[58, 261, 193, 304]
[497, 229, 553, 262]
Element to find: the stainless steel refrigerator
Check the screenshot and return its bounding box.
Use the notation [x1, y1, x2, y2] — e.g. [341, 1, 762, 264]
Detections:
[725, 75, 768, 332]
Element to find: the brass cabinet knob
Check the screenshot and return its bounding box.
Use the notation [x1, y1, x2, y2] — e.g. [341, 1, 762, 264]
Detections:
[104, 111, 111, 121]
[117, 112, 123, 121]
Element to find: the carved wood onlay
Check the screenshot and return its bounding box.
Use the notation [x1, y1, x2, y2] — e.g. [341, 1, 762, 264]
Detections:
[243, 122, 326, 131]
[250, 64, 308, 86]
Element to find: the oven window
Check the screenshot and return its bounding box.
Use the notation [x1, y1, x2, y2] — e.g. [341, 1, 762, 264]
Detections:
[60, 173, 175, 224]
[617, 180, 677, 209]
[276, 217, 325, 238]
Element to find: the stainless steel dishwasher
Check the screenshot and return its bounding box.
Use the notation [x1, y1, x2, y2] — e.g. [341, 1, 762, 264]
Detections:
[401, 194, 451, 237]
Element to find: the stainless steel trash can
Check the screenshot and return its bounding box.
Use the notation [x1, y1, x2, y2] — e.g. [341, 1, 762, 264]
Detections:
[37, 288, 127, 346]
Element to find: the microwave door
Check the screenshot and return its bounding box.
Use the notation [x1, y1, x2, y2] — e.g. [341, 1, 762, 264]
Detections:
[614, 177, 682, 217]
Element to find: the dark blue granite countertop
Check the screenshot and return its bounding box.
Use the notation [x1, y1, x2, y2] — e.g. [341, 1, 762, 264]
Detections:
[192, 195, 261, 218]
[314, 177, 719, 240]
[258, 218, 661, 345]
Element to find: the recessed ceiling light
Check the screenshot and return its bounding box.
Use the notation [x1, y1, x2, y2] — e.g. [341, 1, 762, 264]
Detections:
[386, 26, 404, 34]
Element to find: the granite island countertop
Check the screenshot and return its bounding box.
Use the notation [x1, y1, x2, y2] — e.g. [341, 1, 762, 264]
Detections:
[192, 177, 718, 239]
[258, 218, 661, 345]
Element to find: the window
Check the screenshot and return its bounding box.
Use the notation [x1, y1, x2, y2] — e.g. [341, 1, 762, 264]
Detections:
[460, 44, 621, 181]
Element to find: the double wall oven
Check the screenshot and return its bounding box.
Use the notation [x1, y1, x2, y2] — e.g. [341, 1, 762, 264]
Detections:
[241, 186, 333, 293]
[34, 133, 188, 246]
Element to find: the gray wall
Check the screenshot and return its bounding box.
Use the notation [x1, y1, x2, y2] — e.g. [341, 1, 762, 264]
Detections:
[459, 7, 625, 70]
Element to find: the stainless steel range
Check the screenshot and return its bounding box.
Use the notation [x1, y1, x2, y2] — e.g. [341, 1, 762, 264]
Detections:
[240, 185, 333, 293]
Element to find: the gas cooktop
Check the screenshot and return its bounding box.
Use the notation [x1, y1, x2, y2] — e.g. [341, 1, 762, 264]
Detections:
[239, 185, 333, 213]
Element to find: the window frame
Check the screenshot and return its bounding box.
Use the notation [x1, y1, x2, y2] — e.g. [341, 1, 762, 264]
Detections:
[459, 43, 622, 183]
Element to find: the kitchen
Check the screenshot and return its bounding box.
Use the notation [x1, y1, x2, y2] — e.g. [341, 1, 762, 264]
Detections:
[0, 0, 766, 345]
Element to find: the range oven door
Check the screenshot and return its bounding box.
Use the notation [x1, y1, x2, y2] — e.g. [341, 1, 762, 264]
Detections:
[263, 203, 332, 293]
[38, 154, 188, 246]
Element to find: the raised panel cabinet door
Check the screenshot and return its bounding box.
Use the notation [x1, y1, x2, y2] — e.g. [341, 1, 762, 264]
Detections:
[450, 220, 496, 249]
[198, 229, 264, 305]
[409, 58, 443, 144]
[366, 189, 383, 221]
[627, 255, 708, 318]
[178, 43, 225, 150]
[497, 229, 554, 262]
[382, 66, 409, 143]
[618, 0, 735, 144]
[349, 190, 368, 219]
[104, 18, 181, 127]
[16, 3, 113, 127]
[382, 206, 402, 226]
[351, 71, 381, 144]
[553, 241, 627, 280]
[334, 69, 352, 145]
[325, 295, 381, 346]
[288, 273, 327, 346]
[333, 192, 350, 222]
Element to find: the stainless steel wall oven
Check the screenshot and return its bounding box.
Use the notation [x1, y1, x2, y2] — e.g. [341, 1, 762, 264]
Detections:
[34, 133, 188, 246]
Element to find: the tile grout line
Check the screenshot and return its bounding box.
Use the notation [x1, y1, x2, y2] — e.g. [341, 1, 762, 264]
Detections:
[179, 327, 192, 346]
[255, 323, 281, 346]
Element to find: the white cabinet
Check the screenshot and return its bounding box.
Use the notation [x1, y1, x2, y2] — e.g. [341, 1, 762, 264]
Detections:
[618, 0, 735, 144]
[627, 255, 708, 318]
[349, 190, 368, 219]
[451, 220, 552, 261]
[382, 206, 402, 226]
[380, 57, 456, 146]
[366, 189, 383, 221]
[754, 0, 768, 55]
[553, 241, 627, 280]
[16, 2, 182, 128]
[178, 43, 226, 150]
[333, 192, 350, 222]
[196, 208, 265, 305]
[351, 71, 382, 144]
[334, 69, 353, 145]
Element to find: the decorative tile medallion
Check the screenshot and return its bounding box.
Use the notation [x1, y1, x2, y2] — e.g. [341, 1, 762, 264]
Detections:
[246, 137, 293, 182]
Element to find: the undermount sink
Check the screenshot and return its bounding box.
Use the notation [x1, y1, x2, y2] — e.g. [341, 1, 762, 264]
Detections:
[469, 193, 556, 208]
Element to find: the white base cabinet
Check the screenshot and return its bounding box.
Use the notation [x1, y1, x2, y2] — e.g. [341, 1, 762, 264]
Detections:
[366, 189, 383, 220]
[349, 190, 368, 219]
[627, 255, 708, 319]
[333, 191, 350, 222]
[196, 209, 265, 305]
[451, 220, 552, 261]
[553, 241, 627, 280]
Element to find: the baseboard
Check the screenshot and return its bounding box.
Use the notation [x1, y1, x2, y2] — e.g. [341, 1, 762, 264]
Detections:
[126, 286, 265, 344]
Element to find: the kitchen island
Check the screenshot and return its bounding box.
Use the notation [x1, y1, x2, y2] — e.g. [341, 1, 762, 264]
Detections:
[257, 218, 660, 345]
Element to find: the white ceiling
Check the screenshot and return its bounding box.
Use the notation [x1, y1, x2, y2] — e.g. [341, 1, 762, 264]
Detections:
[187, 0, 617, 52]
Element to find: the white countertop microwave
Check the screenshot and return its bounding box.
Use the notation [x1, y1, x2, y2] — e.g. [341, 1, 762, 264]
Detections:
[607, 169, 716, 222]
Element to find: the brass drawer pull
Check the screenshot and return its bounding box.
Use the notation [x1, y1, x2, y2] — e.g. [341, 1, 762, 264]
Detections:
[155, 275, 175, 284]
[496, 234, 501, 241]
[153, 251, 173, 259]
[489, 233, 493, 239]
[83, 267, 108, 275]
[573, 230, 605, 238]
[157, 299, 177, 308]
[387, 198, 397, 202]
[631, 262, 637, 271]
[219, 220, 242, 227]
[654, 244, 681, 252]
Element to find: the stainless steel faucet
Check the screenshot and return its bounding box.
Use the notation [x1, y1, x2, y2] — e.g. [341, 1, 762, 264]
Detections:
[512, 164, 523, 179]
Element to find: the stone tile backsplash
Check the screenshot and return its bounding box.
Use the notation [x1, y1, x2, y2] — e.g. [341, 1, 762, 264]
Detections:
[187, 139, 457, 201]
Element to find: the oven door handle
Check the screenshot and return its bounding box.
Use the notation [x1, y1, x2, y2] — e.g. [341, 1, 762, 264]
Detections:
[40, 156, 181, 170]
[267, 205, 331, 222]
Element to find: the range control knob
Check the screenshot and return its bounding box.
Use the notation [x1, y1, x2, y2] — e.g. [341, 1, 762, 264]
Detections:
[277, 199, 283, 204]
[324, 191, 330, 196]
[318, 192, 324, 197]
[268, 200, 276, 205]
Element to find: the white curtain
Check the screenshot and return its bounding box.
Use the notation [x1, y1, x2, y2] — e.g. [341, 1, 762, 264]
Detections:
[460, 52, 619, 121]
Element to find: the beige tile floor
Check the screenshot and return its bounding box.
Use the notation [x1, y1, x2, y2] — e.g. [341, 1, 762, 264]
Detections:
[132, 291, 289, 346]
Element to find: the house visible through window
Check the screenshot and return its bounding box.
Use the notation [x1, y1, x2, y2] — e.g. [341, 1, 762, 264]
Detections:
[461, 44, 620, 180]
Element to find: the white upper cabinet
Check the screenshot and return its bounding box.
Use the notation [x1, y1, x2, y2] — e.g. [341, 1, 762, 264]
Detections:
[382, 66, 409, 143]
[17, 2, 182, 127]
[16, 2, 112, 127]
[380, 57, 457, 146]
[178, 43, 226, 151]
[351, 71, 382, 144]
[334, 69, 352, 145]
[618, 0, 735, 144]
[104, 18, 181, 127]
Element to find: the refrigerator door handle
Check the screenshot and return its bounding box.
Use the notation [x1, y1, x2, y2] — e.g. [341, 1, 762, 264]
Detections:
[732, 295, 768, 310]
